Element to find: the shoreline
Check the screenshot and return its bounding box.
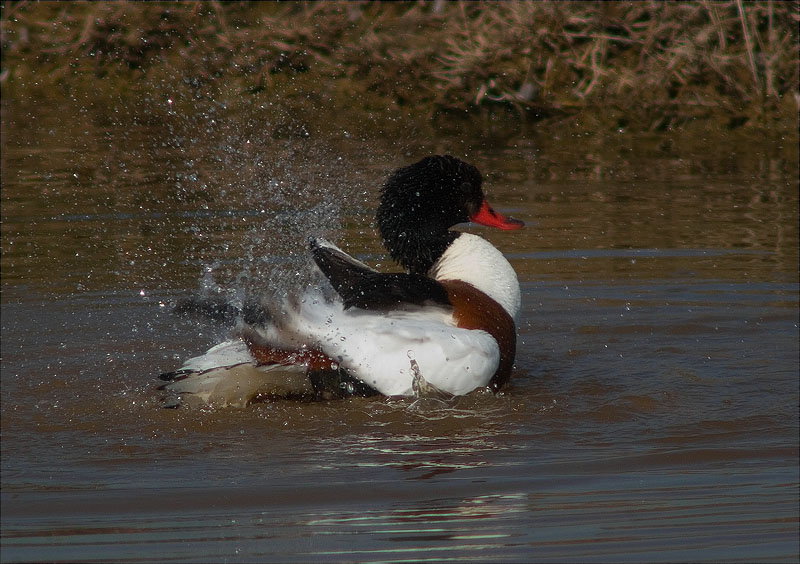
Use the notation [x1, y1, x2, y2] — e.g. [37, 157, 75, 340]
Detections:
[2, 2, 797, 137]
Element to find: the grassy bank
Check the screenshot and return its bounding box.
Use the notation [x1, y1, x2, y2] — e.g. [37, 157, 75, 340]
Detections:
[2, 1, 798, 132]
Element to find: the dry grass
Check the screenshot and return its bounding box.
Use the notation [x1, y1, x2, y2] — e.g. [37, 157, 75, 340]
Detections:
[2, 1, 797, 130]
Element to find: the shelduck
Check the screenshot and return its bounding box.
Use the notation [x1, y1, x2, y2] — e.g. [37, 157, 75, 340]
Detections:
[160, 155, 523, 406]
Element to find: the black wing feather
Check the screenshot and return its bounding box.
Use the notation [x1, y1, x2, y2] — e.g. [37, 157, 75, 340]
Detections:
[171, 297, 271, 326]
[309, 239, 451, 310]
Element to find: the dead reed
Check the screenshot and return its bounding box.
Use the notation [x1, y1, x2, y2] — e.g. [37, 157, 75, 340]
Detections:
[2, 1, 797, 131]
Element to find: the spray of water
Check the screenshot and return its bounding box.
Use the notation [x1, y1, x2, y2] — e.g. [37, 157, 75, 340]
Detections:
[162, 95, 379, 309]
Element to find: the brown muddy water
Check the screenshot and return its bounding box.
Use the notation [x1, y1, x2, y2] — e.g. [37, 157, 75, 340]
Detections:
[1, 95, 798, 563]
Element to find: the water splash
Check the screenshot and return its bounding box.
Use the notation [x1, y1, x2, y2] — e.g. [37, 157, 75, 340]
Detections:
[410, 351, 452, 400]
[164, 96, 377, 306]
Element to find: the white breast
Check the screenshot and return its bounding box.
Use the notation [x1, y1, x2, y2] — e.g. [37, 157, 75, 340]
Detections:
[428, 233, 521, 320]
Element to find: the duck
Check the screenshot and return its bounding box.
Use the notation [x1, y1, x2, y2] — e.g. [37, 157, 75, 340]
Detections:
[159, 155, 524, 407]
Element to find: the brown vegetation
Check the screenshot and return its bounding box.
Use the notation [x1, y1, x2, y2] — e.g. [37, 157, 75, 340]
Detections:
[2, 1, 798, 131]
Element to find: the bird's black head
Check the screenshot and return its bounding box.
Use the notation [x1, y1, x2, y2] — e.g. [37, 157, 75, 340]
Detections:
[377, 155, 522, 274]
[377, 155, 483, 274]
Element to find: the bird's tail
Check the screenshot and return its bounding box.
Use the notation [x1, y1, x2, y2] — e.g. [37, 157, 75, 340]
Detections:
[158, 339, 313, 407]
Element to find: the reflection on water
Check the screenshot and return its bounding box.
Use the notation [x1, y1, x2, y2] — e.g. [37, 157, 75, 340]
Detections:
[1, 96, 798, 562]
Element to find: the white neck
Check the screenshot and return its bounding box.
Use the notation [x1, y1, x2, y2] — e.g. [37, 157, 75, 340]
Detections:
[428, 232, 521, 320]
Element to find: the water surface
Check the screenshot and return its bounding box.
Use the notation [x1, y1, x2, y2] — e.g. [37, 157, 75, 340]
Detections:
[2, 96, 798, 562]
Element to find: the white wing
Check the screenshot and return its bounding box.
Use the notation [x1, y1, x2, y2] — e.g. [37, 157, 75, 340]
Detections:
[253, 290, 500, 396]
[160, 340, 311, 407]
